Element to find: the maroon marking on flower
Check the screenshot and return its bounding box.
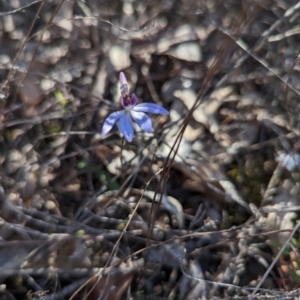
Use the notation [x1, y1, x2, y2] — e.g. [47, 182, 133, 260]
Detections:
[120, 93, 138, 108]
[123, 95, 132, 106]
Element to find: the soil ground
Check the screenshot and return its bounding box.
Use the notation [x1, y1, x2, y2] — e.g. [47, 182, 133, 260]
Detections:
[1, 0, 300, 299]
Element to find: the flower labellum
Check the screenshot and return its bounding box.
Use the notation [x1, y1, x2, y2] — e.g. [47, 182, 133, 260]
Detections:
[101, 72, 169, 142]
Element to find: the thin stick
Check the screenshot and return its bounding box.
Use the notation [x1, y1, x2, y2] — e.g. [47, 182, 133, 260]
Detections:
[120, 137, 125, 167]
[3, 0, 45, 99]
[249, 220, 300, 299]
[0, 0, 43, 16]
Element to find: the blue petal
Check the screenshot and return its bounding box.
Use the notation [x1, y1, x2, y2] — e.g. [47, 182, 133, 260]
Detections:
[130, 111, 152, 133]
[118, 112, 134, 142]
[101, 110, 125, 136]
[133, 103, 169, 115]
[119, 72, 129, 96]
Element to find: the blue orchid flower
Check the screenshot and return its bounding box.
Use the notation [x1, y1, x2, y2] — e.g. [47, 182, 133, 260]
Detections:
[101, 72, 169, 142]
